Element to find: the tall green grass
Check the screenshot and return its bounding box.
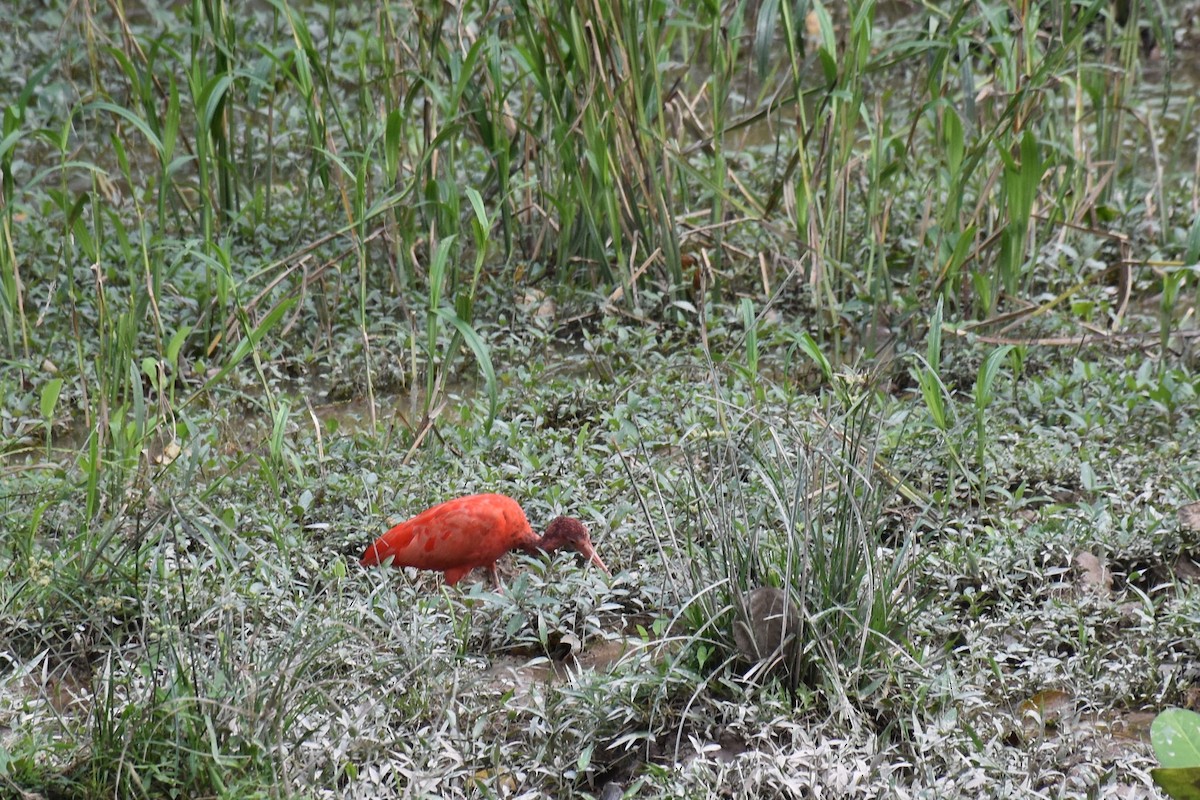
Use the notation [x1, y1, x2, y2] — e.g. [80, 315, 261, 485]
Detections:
[647, 379, 927, 708]
[1, 0, 1181, 445]
[506, 0, 688, 294]
[0, 2, 1182, 640]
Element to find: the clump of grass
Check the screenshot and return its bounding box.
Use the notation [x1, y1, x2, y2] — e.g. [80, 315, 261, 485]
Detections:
[662, 381, 929, 709]
[506, 0, 689, 295]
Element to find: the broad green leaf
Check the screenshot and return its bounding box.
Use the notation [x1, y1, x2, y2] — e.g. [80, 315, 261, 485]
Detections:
[942, 225, 976, 289]
[85, 101, 164, 156]
[167, 325, 191, 370]
[927, 298, 943, 373]
[1080, 462, 1097, 491]
[130, 361, 146, 434]
[753, 0, 782, 78]
[384, 109, 402, 182]
[1184, 214, 1200, 265]
[142, 358, 160, 394]
[1154, 709, 1200, 768]
[577, 742, 594, 772]
[975, 345, 1014, 410]
[465, 186, 488, 232]
[918, 367, 947, 430]
[812, 1, 838, 84]
[793, 331, 832, 383]
[943, 106, 964, 177]
[741, 298, 758, 377]
[0, 129, 24, 163]
[40, 378, 64, 422]
[1151, 767, 1200, 800]
[428, 236, 457, 310]
[270, 398, 291, 464]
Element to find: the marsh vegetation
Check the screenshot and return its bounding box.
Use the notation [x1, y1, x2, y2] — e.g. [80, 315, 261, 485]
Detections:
[2, 0, 1200, 797]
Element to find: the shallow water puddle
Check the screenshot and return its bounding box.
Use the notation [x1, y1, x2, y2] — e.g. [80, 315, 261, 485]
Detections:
[481, 637, 635, 703]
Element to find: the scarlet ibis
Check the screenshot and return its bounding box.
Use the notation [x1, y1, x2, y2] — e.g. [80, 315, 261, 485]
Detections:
[359, 493, 611, 586]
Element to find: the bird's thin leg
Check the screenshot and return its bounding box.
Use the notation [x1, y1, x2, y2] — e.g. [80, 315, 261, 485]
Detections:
[488, 564, 505, 591]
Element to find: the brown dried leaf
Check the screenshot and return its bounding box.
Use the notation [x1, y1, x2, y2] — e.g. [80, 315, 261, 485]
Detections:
[1019, 689, 1074, 736]
[1175, 552, 1200, 582]
[546, 631, 582, 661]
[519, 288, 556, 319]
[155, 440, 182, 466]
[1181, 501, 1200, 532]
[1074, 551, 1112, 594]
[1109, 710, 1157, 741]
[805, 10, 820, 36]
[473, 769, 517, 794]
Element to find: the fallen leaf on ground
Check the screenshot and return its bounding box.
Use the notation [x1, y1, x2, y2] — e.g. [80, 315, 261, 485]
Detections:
[1176, 553, 1200, 582]
[1074, 551, 1112, 594]
[1180, 502, 1200, 532]
[1019, 689, 1074, 736]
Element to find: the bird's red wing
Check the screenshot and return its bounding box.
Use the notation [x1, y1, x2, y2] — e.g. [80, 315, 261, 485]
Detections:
[360, 494, 533, 573]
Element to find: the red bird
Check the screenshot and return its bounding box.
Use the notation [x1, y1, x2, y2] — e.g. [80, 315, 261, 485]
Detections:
[359, 493, 610, 586]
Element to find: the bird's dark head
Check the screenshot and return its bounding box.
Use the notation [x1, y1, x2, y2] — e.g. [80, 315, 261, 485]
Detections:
[540, 516, 611, 576]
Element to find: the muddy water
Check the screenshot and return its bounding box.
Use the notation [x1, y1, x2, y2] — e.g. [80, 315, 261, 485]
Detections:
[482, 637, 637, 703]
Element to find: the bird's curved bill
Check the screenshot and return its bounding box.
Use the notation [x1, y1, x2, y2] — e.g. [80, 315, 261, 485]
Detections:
[580, 542, 611, 576]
